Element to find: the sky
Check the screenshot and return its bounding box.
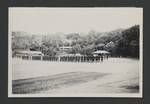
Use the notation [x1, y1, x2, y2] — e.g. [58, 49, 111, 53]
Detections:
[9, 7, 143, 34]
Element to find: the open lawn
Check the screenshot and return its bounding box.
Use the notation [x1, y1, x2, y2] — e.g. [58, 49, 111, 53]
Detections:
[11, 58, 140, 95]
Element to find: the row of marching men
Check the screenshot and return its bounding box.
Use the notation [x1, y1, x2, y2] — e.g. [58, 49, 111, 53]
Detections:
[21, 55, 110, 62]
[59, 55, 109, 62]
[42, 55, 109, 62]
[60, 56, 104, 62]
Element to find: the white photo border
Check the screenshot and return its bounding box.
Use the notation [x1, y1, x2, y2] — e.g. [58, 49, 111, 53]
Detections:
[8, 7, 143, 98]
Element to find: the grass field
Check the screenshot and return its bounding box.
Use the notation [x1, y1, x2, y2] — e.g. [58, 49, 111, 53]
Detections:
[11, 58, 140, 95]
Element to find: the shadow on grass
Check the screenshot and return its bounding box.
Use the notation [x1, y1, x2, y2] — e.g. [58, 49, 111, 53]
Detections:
[12, 71, 108, 94]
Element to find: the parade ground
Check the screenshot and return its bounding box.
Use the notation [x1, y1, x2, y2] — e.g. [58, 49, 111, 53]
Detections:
[11, 58, 140, 95]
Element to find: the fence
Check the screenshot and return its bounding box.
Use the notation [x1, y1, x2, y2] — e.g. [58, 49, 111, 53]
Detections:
[15, 55, 109, 62]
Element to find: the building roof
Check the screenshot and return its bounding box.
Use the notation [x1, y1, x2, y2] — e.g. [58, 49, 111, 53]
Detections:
[57, 53, 83, 57]
[92, 50, 110, 54]
[59, 46, 72, 49]
[16, 50, 43, 55]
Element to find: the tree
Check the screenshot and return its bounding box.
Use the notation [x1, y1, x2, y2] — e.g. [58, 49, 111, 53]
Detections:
[116, 25, 139, 58]
[104, 41, 116, 55]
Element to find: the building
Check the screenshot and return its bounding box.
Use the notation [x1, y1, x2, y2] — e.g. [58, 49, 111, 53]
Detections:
[59, 46, 72, 53]
[14, 49, 44, 58]
[92, 50, 110, 57]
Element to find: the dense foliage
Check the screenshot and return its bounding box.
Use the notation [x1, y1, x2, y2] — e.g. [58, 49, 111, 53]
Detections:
[12, 25, 140, 58]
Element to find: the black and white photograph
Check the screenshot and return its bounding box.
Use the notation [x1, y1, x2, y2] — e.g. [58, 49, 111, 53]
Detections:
[8, 7, 143, 97]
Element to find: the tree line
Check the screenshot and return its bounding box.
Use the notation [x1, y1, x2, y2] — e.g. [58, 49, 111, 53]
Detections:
[12, 25, 140, 58]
